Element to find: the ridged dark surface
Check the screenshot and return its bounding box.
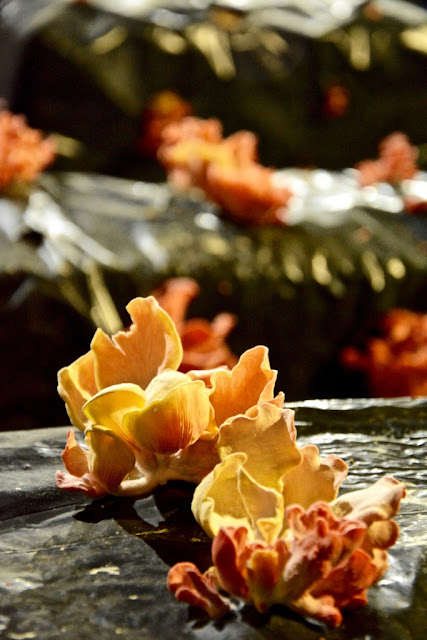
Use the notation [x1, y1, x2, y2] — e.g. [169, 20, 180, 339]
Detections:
[3, 1, 426, 172]
[1, 171, 426, 430]
[1, 398, 426, 639]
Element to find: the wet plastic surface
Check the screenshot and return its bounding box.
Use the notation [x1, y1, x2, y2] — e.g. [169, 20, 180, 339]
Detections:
[3, 1, 426, 172]
[1, 171, 426, 431]
[1, 398, 425, 639]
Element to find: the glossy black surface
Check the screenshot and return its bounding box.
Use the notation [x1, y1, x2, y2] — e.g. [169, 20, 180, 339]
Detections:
[1, 171, 427, 430]
[1, 398, 426, 639]
[3, 1, 426, 172]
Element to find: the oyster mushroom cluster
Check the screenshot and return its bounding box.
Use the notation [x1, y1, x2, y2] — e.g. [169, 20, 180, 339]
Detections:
[56, 294, 405, 628]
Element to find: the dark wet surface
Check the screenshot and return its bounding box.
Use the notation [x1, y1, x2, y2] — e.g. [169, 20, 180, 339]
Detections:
[1, 398, 425, 639]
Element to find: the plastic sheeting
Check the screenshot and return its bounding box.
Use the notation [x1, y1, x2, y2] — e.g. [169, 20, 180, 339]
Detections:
[1, 0, 426, 172]
[0, 397, 425, 639]
[0, 171, 426, 430]
[0, 0, 426, 430]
